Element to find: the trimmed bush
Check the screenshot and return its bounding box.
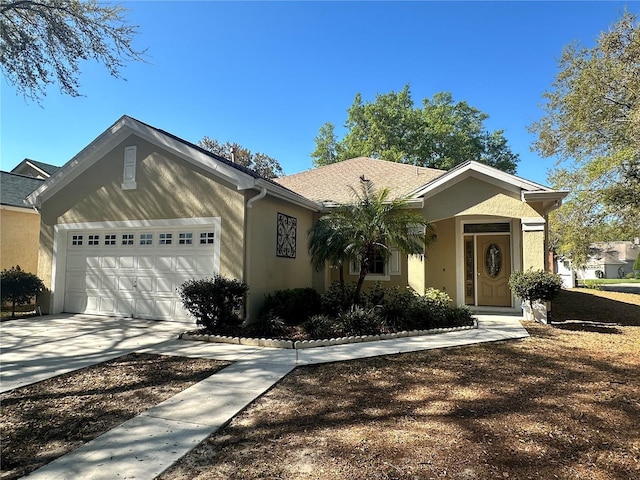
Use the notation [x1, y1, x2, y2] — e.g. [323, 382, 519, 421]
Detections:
[178, 275, 248, 331]
[508, 270, 563, 306]
[0, 266, 45, 318]
[259, 288, 322, 325]
[321, 282, 357, 316]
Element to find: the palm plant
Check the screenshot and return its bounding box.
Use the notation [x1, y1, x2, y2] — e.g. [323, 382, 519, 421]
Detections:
[308, 178, 432, 305]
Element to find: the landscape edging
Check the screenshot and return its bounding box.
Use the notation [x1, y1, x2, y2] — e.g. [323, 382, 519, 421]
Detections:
[178, 318, 479, 349]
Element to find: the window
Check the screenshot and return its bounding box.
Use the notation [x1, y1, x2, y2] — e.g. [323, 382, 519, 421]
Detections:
[159, 233, 173, 245]
[139, 233, 153, 245]
[122, 234, 134, 245]
[104, 234, 117, 246]
[88, 234, 100, 246]
[349, 247, 401, 279]
[200, 232, 215, 244]
[179, 233, 193, 245]
[72, 234, 83, 246]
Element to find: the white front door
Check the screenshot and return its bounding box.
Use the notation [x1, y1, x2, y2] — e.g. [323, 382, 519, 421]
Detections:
[63, 226, 218, 321]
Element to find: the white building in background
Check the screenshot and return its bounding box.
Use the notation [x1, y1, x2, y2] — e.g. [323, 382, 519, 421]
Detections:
[556, 240, 640, 286]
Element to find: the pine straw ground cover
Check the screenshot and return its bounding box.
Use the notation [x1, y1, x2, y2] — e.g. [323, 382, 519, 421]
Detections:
[0, 354, 229, 480]
[160, 288, 640, 480]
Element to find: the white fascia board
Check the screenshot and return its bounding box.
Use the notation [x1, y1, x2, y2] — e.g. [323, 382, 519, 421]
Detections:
[27, 116, 134, 206]
[25, 161, 51, 178]
[411, 161, 552, 200]
[521, 190, 570, 202]
[1, 204, 40, 214]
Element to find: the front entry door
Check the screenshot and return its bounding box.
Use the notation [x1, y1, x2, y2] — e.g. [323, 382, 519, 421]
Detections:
[476, 235, 511, 307]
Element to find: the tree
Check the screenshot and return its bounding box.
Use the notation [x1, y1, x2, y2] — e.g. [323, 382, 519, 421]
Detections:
[0, 266, 45, 317]
[198, 136, 283, 179]
[530, 11, 640, 265]
[1, 0, 146, 102]
[308, 178, 432, 304]
[311, 85, 519, 173]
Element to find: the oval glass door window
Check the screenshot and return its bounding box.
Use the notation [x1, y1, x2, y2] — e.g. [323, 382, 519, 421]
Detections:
[486, 243, 502, 277]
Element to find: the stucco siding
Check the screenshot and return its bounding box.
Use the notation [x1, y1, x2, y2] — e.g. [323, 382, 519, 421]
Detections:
[424, 177, 540, 222]
[244, 195, 316, 320]
[0, 208, 40, 274]
[407, 254, 425, 294]
[522, 230, 545, 271]
[424, 218, 457, 300]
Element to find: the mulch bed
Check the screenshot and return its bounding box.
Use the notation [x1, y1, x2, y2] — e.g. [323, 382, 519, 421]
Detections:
[0, 353, 229, 480]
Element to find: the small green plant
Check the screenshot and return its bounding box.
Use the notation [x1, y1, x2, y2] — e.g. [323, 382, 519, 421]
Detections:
[301, 314, 337, 339]
[583, 279, 604, 290]
[0, 266, 45, 318]
[247, 312, 288, 338]
[259, 287, 322, 325]
[508, 270, 563, 308]
[338, 306, 382, 336]
[178, 275, 248, 331]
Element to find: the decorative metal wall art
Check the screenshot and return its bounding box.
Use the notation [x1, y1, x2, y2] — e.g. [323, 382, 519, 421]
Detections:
[276, 212, 297, 258]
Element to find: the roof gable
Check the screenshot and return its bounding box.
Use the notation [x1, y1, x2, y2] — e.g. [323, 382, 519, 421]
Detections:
[11, 159, 60, 179]
[1, 171, 45, 208]
[26, 116, 319, 212]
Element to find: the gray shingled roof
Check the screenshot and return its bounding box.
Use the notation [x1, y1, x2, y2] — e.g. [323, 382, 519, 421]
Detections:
[274, 157, 445, 204]
[1, 171, 45, 207]
[27, 159, 61, 176]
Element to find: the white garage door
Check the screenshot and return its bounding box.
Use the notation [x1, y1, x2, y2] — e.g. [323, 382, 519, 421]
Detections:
[64, 225, 219, 321]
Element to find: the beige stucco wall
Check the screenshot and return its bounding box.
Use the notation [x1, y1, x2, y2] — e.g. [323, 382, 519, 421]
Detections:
[424, 177, 541, 221]
[407, 254, 425, 294]
[244, 194, 316, 320]
[37, 136, 246, 313]
[423, 218, 457, 299]
[522, 230, 545, 271]
[0, 207, 40, 274]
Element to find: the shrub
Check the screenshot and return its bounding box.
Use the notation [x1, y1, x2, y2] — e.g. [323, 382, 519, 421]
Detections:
[321, 282, 357, 316]
[301, 314, 337, 339]
[378, 286, 418, 331]
[338, 306, 382, 336]
[259, 288, 322, 325]
[508, 270, 563, 306]
[246, 312, 288, 338]
[0, 266, 45, 318]
[445, 305, 475, 327]
[361, 282, 386, 309]
[583, 279, 604, 290]
[178, 275, 248, 331]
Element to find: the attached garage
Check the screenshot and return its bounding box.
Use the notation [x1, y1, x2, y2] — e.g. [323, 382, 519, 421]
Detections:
[56, 218, 221, 322]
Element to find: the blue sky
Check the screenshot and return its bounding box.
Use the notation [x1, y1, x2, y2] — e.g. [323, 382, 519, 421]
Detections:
[1, 1, 636, 185]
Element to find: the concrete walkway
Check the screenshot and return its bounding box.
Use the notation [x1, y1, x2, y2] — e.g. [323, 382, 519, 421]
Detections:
[3, 314, 529, 480]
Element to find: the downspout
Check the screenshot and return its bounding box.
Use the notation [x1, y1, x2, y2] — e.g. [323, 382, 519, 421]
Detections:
[244, 186, 267, 323]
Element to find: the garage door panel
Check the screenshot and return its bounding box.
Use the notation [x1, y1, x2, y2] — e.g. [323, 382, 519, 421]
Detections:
[175, 256, 195, 272]
[136, 276, 154, 292]
[137, 256, 156, 270]
[119, 256, 135, 268]
[64, 225, 218, 322]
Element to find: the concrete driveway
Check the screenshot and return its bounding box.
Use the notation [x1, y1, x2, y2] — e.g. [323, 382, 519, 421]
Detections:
[600, 283, 640, 294]
[0, 314, 189, 393]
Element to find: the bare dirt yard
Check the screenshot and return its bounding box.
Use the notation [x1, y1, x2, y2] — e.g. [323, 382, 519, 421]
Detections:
[159, 289, 640, 480]
[0, 354, 229, 480]
[1, 288, 638, 480]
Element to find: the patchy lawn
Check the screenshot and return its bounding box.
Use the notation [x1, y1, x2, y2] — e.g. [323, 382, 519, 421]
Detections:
[160, 290, 640, 480]
[0, 353, 229, 480]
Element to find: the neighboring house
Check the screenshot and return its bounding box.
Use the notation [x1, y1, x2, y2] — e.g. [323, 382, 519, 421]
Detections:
[11, 158, 61, 179]
[0, 172, 45, 273]
[577, 241, 640, 280]
[26, 115, 568, 322]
